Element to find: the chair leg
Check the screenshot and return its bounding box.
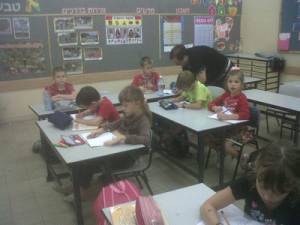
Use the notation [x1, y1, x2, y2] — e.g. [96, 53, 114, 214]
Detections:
[135, 174, 143, 189]
[205, 147, 212, 169]
[233, 147, 244, 181]
[266, 114, 270, 132]
[139, 173, 154, 195]
[280, 123, 283, 139]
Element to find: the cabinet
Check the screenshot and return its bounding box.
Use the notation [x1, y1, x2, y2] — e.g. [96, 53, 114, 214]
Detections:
[226, 54, 280, 92]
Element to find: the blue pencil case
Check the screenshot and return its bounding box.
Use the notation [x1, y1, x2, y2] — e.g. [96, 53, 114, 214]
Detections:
[159, 100, 178, 110]
[48, 110, 73, 130]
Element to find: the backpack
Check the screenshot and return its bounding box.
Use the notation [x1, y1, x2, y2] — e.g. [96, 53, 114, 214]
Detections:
[93, 180, 142, 225]
[254, 52, 286, 72]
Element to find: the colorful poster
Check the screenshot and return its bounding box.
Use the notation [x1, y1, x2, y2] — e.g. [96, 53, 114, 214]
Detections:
[63, 61, 83, 75]
[0, 18, 12, 34]
[57, 32, 78, 46]
[62, 47, 82, 60]
[84, 47, 102, 60]
[0, 42, 46, 74]
[74, 16, 93, 29]
[105, 15, 142, 45]
[161, 16, 184, 53]
[194, 16, 214, 48]
[13, 18, 30, 39]
[80, 31, 99, 45]
[54, 17, 75, 33]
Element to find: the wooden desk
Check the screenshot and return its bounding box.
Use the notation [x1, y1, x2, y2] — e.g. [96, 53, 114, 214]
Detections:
[148, 102, 246, 185]
[36, 120, 145, 225]
[243, 89, 300, 146]
[102, 183, 247, 225]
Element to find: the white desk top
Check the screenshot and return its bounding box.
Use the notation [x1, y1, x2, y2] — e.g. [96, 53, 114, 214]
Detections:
[243, 89, 300, 113]
[102, 183, 246, 225]
[244, 76, 264, 84]
[36, 120, 144, 165]
[148, 102, 243, 133]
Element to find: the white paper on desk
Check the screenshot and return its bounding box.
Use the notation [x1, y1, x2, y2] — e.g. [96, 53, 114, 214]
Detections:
[80, 132, 116, 147]
[164, 89, 173, 94]
[196, 215, 263, 225]
[70, 114, 96, 120]
[207, 107, 248, 124]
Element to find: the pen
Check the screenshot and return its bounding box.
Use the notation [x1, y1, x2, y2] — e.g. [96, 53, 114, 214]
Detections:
[221, 210, 231, 225]
[57, 141, 69, 148]
[222, 109, 229, 113]
[78, 106, 82, 118]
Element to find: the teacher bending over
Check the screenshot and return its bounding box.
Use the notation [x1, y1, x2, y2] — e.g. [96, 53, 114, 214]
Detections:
[170, 45, 234, 87]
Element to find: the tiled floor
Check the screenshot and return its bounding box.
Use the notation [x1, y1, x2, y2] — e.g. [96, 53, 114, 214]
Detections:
[0, 109, 294, 225]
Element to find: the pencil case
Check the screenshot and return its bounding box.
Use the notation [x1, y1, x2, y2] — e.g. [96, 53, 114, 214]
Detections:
[159, 100, 178, 110]
[48, 110, 72, 130]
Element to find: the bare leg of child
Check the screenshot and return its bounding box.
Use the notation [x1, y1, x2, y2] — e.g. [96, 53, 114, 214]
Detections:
[225, 140, 239, 158]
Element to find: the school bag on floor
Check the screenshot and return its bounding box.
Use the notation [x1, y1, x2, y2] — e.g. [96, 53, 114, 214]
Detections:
[93, 180, 142, 225]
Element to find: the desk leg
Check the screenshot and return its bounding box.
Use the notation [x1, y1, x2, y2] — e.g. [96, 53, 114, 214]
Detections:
[294, 115, 299, 147]
[104, 157, 113, 185]
[72, 166, 84, 225]
[219, 130, 225, 185]
[40, 132, 54, 182]
[198, 135, 205, 183]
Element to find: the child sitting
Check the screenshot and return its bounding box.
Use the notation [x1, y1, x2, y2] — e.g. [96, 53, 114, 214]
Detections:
[200, 142, 300, 225]
[205, 67, 251, 168]
[173, 71, 213, 109]
[75, 86, 120, 127]
[48, 66, 77, 102]
[52, 85, 152, 203]
[131, 56, 160, 93]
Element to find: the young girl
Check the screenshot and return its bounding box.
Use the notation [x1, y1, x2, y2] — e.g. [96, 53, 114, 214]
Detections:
[205, 67, 251, 167]
[52, 85, 152, 203]
[200, 143, 300, 225]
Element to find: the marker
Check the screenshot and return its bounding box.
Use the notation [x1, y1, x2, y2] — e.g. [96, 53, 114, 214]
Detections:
[57, 141, 69, 148]
[221, 211, 231, 225]
[53, 143, 68, 148]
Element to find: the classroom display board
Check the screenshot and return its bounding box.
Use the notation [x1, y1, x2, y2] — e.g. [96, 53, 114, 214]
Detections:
[0, 0, 242, 82]
[279, 0, 300, 53]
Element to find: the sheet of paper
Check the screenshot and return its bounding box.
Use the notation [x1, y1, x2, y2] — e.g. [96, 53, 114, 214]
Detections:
[164, 89, 173, 94]
[70, 113, 97, 120]
[207, 107, 248, 124]
[80, 132, 116, 147]
[196, 213, 263, 225]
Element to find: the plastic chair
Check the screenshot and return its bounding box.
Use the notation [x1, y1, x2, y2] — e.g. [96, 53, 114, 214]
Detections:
[109, 129, 155, 195]
[280, 115, 298, 139]
[205, 106, 260, 180]
[266, 84, 298, 132]
[206, 86, 225, 100]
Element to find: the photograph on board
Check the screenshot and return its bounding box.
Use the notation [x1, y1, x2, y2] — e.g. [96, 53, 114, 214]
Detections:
[80, 31, 99, 45]
[62, 47, 82, 60]
[54, 17, 75, 33]
[13, 17, 30, 39]
[63, 61, 83, 75]
[57, 32, 78, 46]
[0, 18, 12, 34]
[75, 16, 93, 29]
[84, 47, 102, 60]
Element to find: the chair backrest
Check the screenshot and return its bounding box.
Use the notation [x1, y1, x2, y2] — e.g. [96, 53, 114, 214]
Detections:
[279, 84, 300, 98]
[248, 106, 260, 132]
[206, 86, 225, 100]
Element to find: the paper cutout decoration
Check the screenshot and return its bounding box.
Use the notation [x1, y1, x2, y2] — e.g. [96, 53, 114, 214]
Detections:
[218, 7, 225, 16]
[278, 33, 291, 51]
[228, 7, 237, 16]
[209, 6, 216, 15]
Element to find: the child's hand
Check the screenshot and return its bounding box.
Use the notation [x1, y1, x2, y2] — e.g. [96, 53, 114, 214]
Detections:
[104, 135, 126, 146]
[174, 88, 183, 95]
[75, 118, 84, 123]
[217, 113, 228, 121]
[147, 82, 154, 89]
[139, 86, 147, 92]
[174, 102, 182, 108]
[76, 113, 83, 119]
[214, 106, 223, 113]
[87, 128, 105, 139]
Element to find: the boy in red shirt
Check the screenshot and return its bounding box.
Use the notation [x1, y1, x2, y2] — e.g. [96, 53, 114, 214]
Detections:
[75, 86, 120, 127]
[48, 66, 77, 102]
[131, 56, 160, 93]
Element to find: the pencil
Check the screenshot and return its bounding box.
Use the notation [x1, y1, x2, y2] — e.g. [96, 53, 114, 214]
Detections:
[78, 106, 82, 118]
[221, 211, 230, 225]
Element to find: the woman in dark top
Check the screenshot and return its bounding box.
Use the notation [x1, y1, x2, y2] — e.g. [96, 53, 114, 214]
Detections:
[170, 45, 234, 87]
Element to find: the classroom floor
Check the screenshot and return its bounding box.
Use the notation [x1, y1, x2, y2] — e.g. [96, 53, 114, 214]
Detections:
[0, 111, 294, 225]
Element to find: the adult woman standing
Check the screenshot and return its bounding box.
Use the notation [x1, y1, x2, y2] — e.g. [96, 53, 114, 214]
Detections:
[170, 45, 234, 87]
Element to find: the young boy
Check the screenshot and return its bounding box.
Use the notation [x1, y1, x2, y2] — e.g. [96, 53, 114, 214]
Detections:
[173, 71, 213, 109]
[131, 56, 160, 93]
[48, 66, 77, 102]
[75, 86, 120, 127]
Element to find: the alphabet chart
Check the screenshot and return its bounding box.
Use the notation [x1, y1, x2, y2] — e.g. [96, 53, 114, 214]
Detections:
[194, 16, 214, 48]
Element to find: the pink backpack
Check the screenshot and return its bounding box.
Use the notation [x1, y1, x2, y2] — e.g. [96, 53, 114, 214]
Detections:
[93, 180, 142, 225]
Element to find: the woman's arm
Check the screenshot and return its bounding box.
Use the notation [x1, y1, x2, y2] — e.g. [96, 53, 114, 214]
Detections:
[200, 187, 236, 225]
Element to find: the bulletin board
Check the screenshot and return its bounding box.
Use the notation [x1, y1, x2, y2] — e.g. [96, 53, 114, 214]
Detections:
[279, 0, 300, 53]
[0, 0, 242, 85]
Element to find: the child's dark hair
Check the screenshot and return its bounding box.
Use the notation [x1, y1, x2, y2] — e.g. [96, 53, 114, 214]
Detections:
[254, 142, 300, 203]
[52, 66, 66, 77]
[170, 44, 188, 61]
[223, 69, 244, 91]
[76, 86, 101, 106]
[119, 85, 152, 123]
[176, 71, 195, 90]
[140, 56, 153, 67]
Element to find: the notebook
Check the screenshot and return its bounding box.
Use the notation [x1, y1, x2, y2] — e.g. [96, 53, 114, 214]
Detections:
[207, 106, 248, 124]
[79, 132, 116, 147]
[70, 114, 99, 131]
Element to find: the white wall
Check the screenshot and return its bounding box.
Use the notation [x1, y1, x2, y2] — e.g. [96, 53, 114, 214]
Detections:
[1, 0, 299, 124]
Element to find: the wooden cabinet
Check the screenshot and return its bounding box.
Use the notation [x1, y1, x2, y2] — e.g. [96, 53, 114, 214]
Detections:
[226, 54, 280, 92]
